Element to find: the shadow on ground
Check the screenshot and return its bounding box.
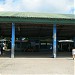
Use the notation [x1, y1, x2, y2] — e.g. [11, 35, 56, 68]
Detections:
[0, 51, 73, 58]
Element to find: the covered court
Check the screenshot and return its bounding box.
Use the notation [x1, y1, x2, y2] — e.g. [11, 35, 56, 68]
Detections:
[0, 12, 75, 58]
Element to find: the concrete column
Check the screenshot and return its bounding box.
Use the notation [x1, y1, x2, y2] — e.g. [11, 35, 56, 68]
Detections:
[53, 24, 57, 58]
[39, 40, 40, 50]
[61, 43, 62, 51]
[11, 23, 15, 58]
[69, 43, 70, 51]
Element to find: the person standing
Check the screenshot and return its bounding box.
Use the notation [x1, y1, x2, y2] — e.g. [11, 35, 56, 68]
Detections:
[0, 43, 3, 55]
[0, 44, 1, 55]
[72, 47, 75, 60]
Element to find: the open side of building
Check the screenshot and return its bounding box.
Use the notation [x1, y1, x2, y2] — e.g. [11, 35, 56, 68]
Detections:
[0, 12, 75, 58]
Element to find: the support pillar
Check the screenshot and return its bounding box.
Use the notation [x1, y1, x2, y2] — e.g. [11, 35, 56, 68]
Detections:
[11, 23, 15, 58]
[53, 24, 57, 58]
[61, 43, 62, 51]
[39, 40, 40, 50]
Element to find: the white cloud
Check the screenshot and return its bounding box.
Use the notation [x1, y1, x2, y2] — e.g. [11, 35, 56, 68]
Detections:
[21, 0, 41, 10]
[74, 0, 75, 14]
[0, 0, 74, 14]
[0, 6, 4, 11]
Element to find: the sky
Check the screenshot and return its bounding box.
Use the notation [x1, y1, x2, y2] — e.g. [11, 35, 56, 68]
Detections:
[0, 0, 75, 14]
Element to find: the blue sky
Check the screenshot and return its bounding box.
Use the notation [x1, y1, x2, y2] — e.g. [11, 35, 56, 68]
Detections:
[0, 0, 74, 14]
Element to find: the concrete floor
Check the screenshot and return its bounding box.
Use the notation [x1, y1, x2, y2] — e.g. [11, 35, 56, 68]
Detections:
[0, 51, 74, 75]
[0, 58, 74, 75]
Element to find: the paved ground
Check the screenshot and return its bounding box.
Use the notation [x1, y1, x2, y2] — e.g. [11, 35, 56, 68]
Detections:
[0, 58, 74, 75]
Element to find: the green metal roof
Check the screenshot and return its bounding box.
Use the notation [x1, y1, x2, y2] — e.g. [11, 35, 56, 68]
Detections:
[0, 12, 74, 19]
[0, 12, 75, 24]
